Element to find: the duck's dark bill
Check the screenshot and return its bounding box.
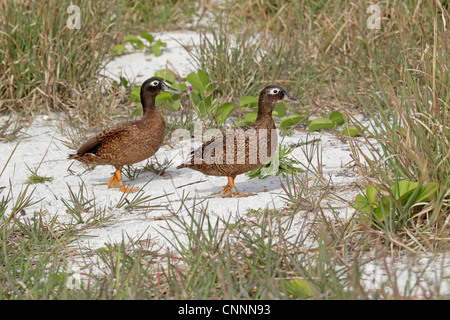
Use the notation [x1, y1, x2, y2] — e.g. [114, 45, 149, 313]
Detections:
[283, 94, 300, 104]
[163, 83, 182, 94]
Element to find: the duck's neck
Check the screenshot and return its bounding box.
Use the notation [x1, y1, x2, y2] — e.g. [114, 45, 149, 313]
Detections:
[255, 101, 274, 122]
[141, 91, 157, 117]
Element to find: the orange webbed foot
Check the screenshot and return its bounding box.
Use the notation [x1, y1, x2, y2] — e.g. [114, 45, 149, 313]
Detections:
[107, 172, 120, 188]
[109, 170, 139, 193]
[221, 185, 239, 198]
[235, 193, 257, 198]
[120, 184, 140, 193]
[220, 176, 256, 198]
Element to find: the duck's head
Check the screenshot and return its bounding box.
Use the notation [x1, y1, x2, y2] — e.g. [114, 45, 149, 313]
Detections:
[141, 77, 182, 100]
[258, 85, 300, 117]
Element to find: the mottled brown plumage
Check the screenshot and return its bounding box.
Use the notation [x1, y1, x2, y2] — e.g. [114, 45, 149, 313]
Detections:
[177, 85, 300, 197]
[69, 77, 181, 192]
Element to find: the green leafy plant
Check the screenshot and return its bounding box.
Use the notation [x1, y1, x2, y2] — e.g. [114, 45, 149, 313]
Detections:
[129, 69, 237, 125]
[185, 69, 240, 124]
[112, 32, 167, 57]
[279, 113, 309, 130]
[25, 174, 53, 184]
[353, 180, 438, 227]
[24, 165, 52, 184]
[246, 143, 304, 179]
[122, 165, 142, 181]
[60, 182, 109, 225]
[143, 156, 175, 176]
[308, 111, 364, 137]
[282, 279, 314, 298]
[115, 188, 168, 214]
[277, 110, 364, 137]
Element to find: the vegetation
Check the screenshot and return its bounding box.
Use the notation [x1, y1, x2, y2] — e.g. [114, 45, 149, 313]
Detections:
[0, 0, 448, 300]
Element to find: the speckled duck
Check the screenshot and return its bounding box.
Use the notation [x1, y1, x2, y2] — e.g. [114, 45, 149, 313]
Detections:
[69, 77, 181, 193]
[177, 85, 300, 197]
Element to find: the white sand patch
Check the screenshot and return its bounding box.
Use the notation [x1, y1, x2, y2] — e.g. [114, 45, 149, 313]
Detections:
[99, 31, 209, 84]
[1, 114, 358, 248]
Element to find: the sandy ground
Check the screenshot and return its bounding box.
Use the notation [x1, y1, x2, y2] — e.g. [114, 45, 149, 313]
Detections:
[1, 30, 449, 297]
[99, 31, 209, 83]
[0, 113, 358, 250]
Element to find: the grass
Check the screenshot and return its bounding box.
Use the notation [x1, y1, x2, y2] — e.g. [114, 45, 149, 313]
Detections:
[24, 165, 53, 185]
[0, 0, 449, 300]
[0, 118, 24, 142]
[349, 29, 450, 250]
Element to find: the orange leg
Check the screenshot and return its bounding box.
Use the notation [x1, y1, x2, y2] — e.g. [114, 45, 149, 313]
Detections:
[108, 170, 139, 193]
[221, 176, 256, 198]
[222, 176, 239, 197]
[107, 171, 120, 188]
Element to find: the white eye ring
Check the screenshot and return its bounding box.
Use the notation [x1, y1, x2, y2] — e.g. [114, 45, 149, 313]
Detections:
[150, 80, 159, 86]
[269, 88, 280, 95]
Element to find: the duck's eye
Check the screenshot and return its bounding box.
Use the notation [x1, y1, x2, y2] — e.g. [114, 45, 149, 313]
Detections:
[150, 80, 159, 86]
[269, 88, 280, 95]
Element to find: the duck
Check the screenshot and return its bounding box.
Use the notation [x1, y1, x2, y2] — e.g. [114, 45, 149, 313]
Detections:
[69, 77, 181, 193]
[177, 85, 300, 197]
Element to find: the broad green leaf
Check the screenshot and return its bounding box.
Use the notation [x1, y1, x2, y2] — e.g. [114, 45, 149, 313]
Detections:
[130, 86, 141, 103]
[124, 35, 144, 50]
[415, 182, 437, 203]
[246, 144, 303, 179]
[150, 43, 162, 56]
[284, 280, 313, 298]
[239, 96, 258, 107]
[391, 180, 417, 201]
[155, 92, 173, 103]
[154, 69, 176, 84]
[273, 103, 286, 118]
[170, 83, 188, 92]
[244, 110, 258, 124]
[353, 194, 371, 214]
[112, 44, 127, 55]
[170, 100, 181, 111]
[198, 96, 212, 118]
[308, 118, 335, 131]
[190, 90, 201, 105]
[280, 114, 305, 129]
[197, 69, 211, 94]
[140, 32, 154, 45]
[155, 39, 167, 48]
[186, 72, 205, 95]
[216, 102, 235, 124]
[374, 204, 386, 222]
[340, 126, 361, 137]
[366, 185, 379, 205]
[123, 35, 141, 43]
[329, 111, 345, 125]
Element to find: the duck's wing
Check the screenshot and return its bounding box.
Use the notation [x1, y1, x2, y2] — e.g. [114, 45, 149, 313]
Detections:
[76, 135, 101, 154]
[76, 122, 136, 155]
[187, 124, 255, 161]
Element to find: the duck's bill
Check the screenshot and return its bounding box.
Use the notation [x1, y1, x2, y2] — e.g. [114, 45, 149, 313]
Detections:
[163, 82, 182, 94]
[282, 93, 300, 104]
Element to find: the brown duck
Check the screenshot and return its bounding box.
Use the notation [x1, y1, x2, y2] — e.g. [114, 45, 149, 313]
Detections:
[69, 77, 181, 193]
[177, 85, 300, 197]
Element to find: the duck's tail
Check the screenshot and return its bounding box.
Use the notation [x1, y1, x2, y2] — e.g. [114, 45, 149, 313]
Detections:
[176, 163, 192, 170]
[68, 153, 98, 166]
